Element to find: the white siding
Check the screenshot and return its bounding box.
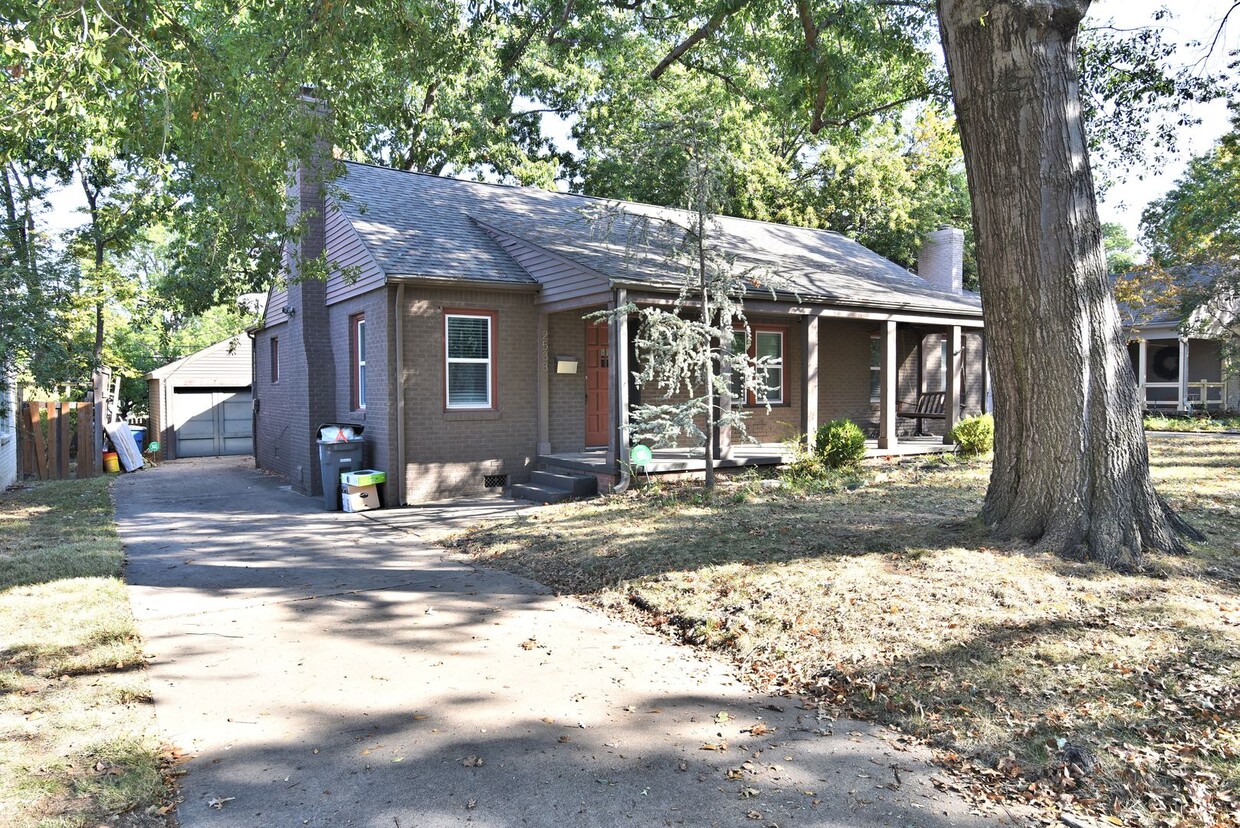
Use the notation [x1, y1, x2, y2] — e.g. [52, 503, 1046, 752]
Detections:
[325, 206, 387, 305]
[475, 222, 609, 307]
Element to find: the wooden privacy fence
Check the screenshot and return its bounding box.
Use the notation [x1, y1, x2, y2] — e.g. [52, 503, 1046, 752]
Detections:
[20, 401, 99, 480]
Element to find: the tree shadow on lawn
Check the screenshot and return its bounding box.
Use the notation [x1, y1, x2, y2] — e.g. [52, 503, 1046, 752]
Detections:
[458, 496, 1016, 595]
[846, 612, 1239, 820]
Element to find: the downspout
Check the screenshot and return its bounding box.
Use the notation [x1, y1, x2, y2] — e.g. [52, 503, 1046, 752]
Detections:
[612, 287, 632, 493]
[394, 283, 407, 505]
[247, 328, 257, 468]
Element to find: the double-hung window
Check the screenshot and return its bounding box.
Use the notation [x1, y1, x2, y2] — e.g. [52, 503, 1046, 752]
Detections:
[445, 312, 495, 409]
[729, 327, 784, 405]
[350, 314, 366, 410]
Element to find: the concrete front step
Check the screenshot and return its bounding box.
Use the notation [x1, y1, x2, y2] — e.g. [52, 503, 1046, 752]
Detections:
[511, 469, 599, 505]
[510, 482, 576, 505]
[531, 469, 598, 497]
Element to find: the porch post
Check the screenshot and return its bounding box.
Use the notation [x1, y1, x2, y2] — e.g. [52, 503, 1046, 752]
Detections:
[607, 289, 630, 471]
[981, 332, 990, 414]
[945, 325, 962, 444]
[1137, 336, 1148, 411]
[536, 311, 551, 455]
[802, 315, 819, 450]
[715, 337, 732, 460]
[878, 320, 898, 450]
[1178, 336, 1190, 411]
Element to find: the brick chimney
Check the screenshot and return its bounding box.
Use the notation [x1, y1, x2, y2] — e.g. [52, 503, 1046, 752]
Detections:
[918, 226, 965, 295]
[283, 90, 337, 495]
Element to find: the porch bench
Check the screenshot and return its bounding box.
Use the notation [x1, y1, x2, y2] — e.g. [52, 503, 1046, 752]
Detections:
[897, 391, 946, 437]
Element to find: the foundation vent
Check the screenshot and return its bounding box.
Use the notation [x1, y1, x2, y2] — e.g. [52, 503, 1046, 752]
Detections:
[483, 474, 508, 489]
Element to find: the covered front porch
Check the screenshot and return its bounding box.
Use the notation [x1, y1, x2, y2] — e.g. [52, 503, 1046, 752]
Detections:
[537, 436, 958, 476]
[1128, 330, 1231, 412]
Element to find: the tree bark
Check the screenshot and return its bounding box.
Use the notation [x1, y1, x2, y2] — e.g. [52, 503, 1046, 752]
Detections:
[937, 0, 1200, 568]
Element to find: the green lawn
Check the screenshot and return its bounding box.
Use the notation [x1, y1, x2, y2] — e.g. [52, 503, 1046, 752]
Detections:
[1145, 413, 1240, 433]
[0, 478, 176, 828]
[455, 435, 1240, 828]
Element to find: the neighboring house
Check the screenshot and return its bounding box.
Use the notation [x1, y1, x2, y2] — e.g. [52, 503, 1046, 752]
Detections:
[1120, 268, 1240, 412]
[0, 376, 16, 489]
[146, 336, 254, 460]
[252, 158, 988, 504]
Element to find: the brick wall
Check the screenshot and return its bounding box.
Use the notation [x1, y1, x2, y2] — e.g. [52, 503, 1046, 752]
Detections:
[252, 147, 340, 495]
[548, 310, 589, 452]
[625, 315, 803, 449]
[735, 316, 802, 444]
[327, 290, 391, 477]
[400, 285, 540, 502]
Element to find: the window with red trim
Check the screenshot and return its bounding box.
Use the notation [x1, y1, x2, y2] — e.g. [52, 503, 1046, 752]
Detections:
[444, 311, 496, 409]
[729, 327, 784, 405]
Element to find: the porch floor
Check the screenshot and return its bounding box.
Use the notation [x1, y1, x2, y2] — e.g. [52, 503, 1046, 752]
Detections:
[538, 436, 954, 476]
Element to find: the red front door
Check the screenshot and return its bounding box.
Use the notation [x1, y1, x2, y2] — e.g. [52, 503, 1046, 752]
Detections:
[585, 322, 609, 447]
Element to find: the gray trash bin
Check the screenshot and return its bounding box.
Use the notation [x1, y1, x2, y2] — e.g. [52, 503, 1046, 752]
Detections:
[316, 423, 365, 511]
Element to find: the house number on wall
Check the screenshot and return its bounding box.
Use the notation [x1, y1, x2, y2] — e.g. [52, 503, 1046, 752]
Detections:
[540, 330, 548, 373]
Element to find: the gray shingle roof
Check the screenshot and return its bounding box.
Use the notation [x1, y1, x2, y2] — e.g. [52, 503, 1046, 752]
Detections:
[332, 161, 982, 316]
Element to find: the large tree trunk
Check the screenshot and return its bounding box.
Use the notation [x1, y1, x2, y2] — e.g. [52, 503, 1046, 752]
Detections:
[937, 0, 1200, 568]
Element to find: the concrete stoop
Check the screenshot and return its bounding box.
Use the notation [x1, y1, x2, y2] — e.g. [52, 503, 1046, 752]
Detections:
[510, 468, 598, 504]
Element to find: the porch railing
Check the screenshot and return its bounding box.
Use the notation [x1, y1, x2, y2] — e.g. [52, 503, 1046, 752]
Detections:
[1140, 380, 1230, 412]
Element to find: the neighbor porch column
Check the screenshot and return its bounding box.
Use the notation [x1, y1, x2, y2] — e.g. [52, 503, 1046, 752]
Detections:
[878, 319, 898, 450]
[802, 315, 820, 450]
[944, 325, 962, 444]
[981, 332, 990, 414]
[536, 311, 551, 455]
[715, 335, 732, 460]
[607, 289, 630, 471]
[1178, 336, 1190, 411]
[1137, 336, 1148, 411]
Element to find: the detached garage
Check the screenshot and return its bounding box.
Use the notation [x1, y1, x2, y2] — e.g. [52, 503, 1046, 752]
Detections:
[146, 336, 254, 460]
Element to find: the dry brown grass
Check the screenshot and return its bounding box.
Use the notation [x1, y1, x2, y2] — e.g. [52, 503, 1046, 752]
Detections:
[454, 435, 1240, 828]
[0, 478, 177, 828]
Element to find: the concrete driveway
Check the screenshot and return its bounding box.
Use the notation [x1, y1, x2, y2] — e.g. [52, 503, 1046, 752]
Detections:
[116, 456, 1013, 828]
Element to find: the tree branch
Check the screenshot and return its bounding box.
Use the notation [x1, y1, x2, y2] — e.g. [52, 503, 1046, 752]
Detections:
[795, 0, 818, 49]
[812, 88, 936, 132]
[650, 0, 750, 80]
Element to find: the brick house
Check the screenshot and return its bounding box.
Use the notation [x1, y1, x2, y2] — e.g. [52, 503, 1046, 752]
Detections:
[251, 159, 989, 504]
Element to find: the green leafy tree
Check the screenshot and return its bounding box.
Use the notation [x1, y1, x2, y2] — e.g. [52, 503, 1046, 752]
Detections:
[590, 120, 785, 490]
[1102, 221, 1140, 276]
[1140, 112, 1240, 345]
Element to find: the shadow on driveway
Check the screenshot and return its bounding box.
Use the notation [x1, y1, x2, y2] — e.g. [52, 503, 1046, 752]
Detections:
[116, 456, 1016, 828]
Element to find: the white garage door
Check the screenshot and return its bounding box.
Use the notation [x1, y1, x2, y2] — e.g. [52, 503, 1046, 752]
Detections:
[173, 389, 253, 458]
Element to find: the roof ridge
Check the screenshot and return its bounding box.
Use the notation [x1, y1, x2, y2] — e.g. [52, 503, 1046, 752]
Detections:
[338, 160, 858, 243]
